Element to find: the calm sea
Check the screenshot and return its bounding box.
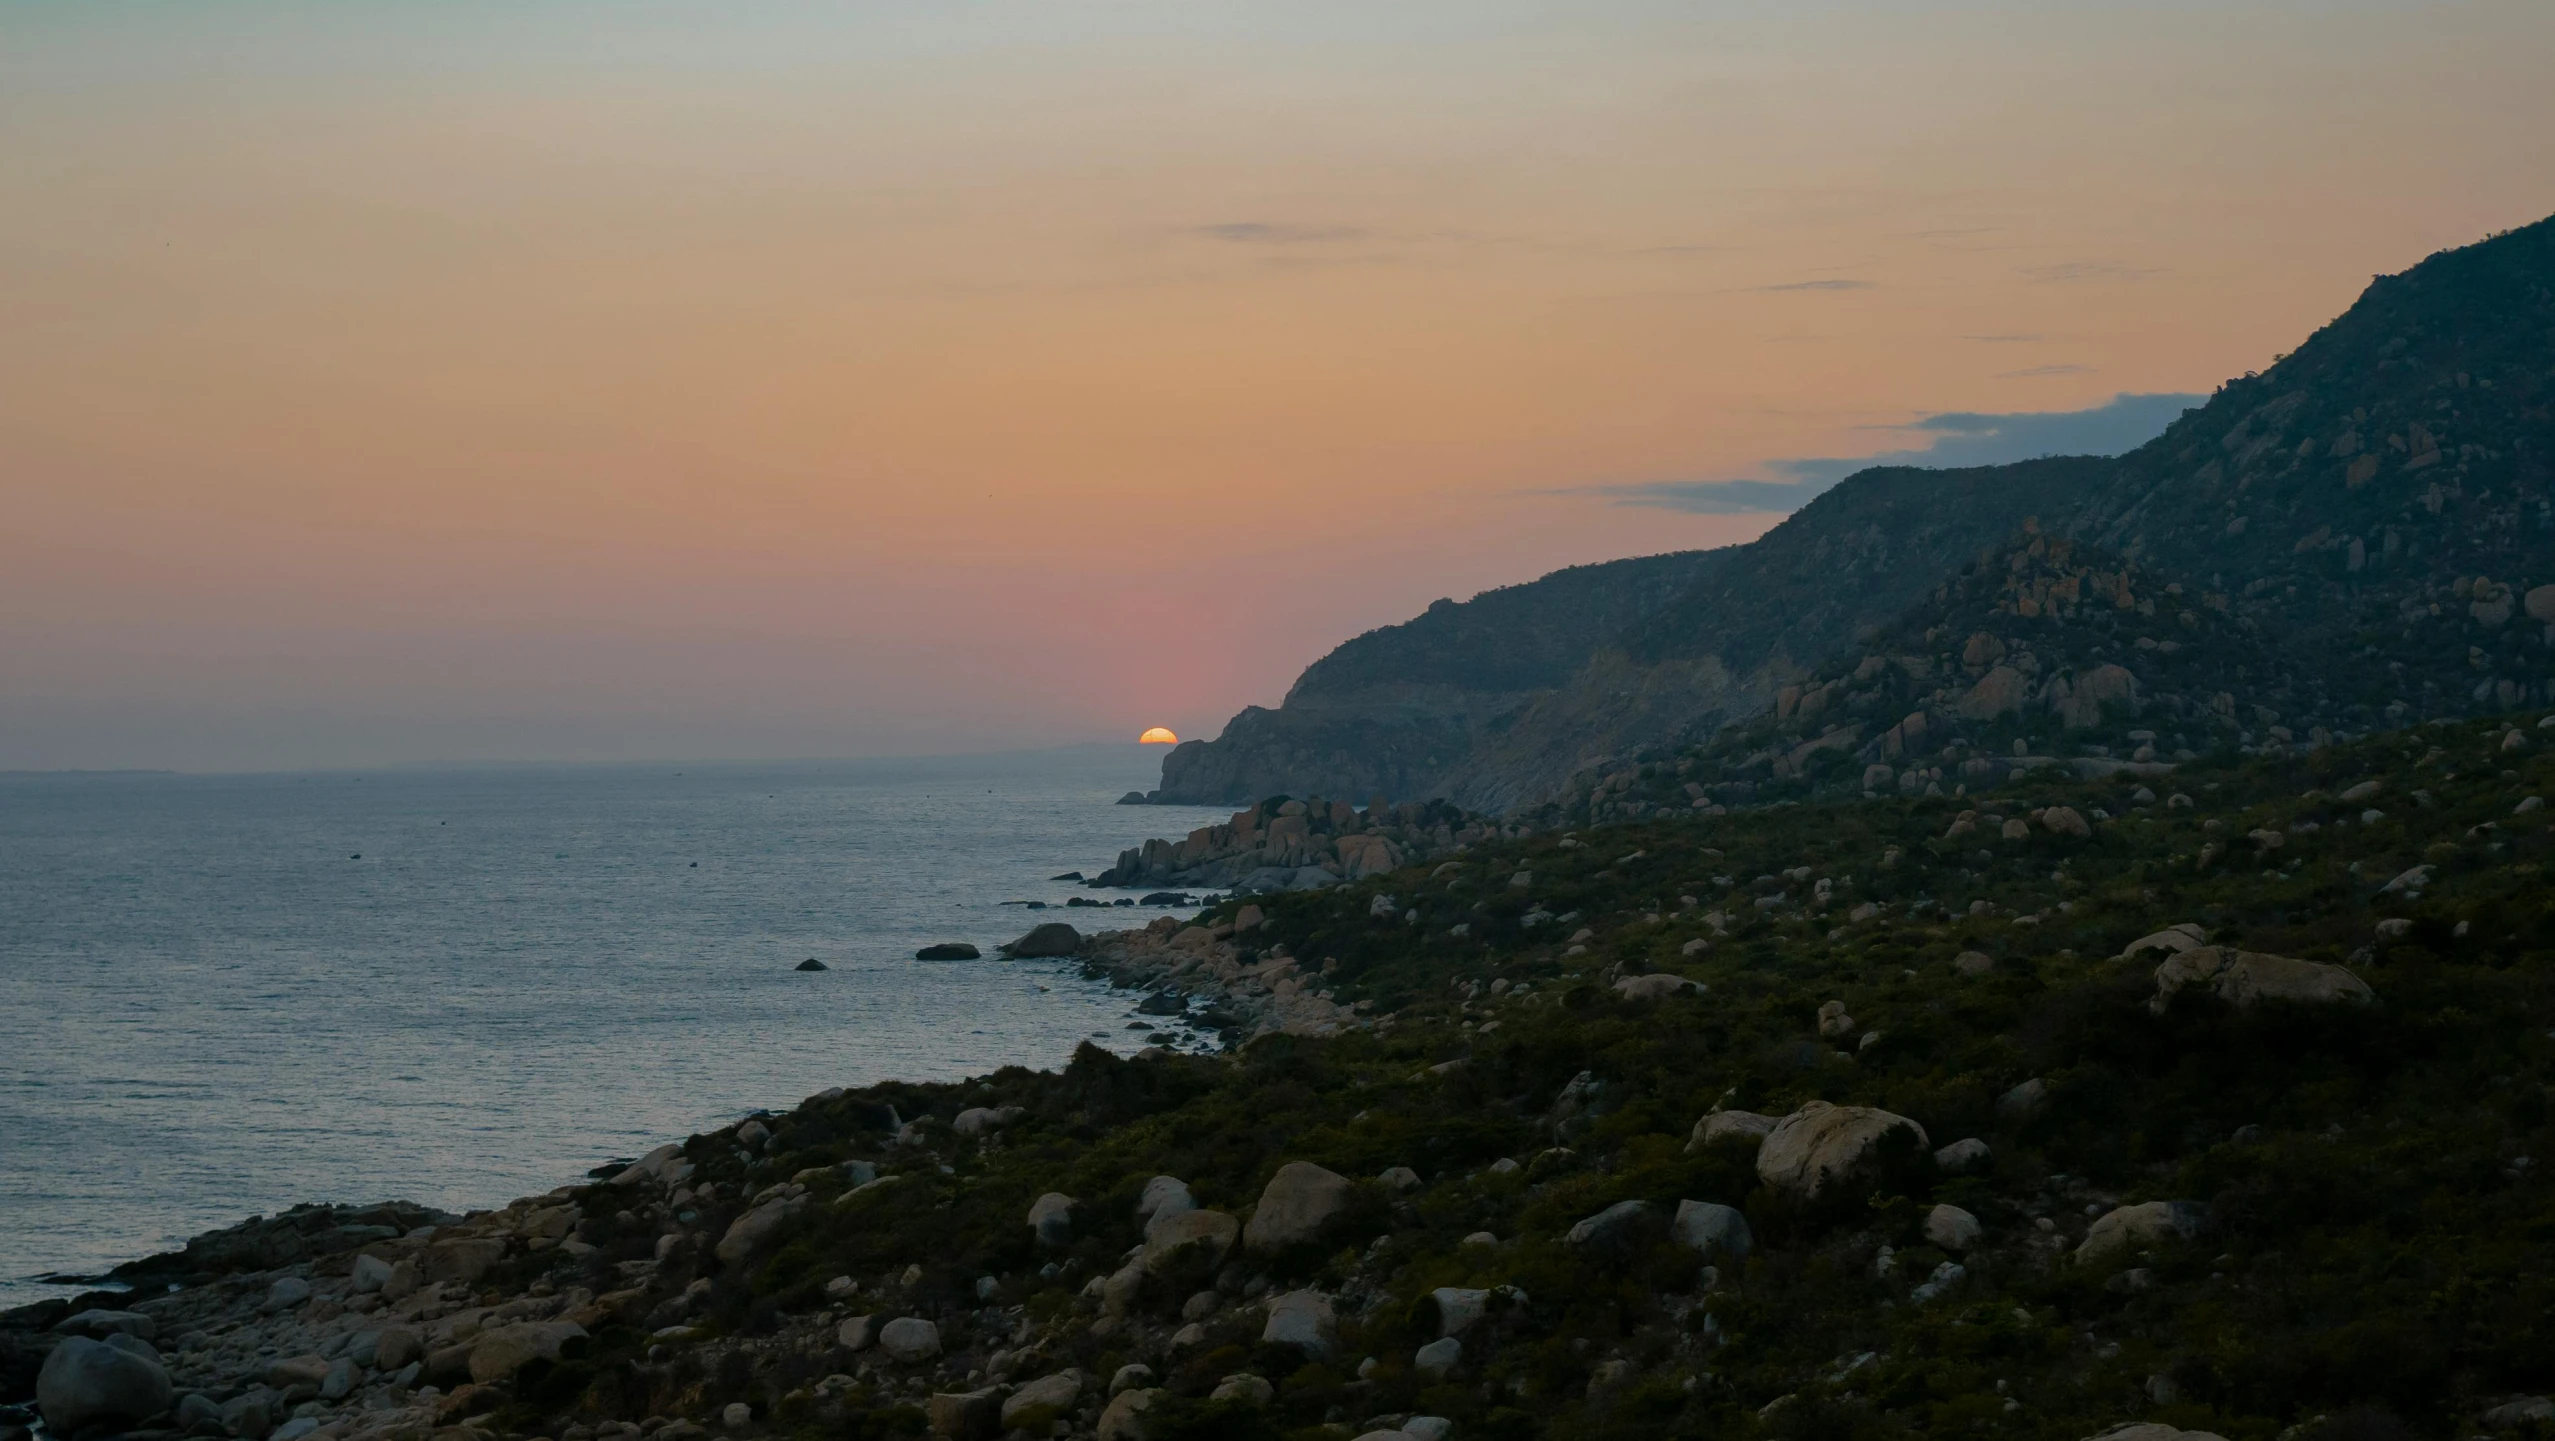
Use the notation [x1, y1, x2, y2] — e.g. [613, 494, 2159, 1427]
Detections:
[0, 748, 1227, 1303]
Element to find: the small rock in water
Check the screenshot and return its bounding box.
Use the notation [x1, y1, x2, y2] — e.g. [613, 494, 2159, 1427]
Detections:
[1051, 871, 1085, 881]
[915, 942, 981, 960]
[794, 958, 828, 971]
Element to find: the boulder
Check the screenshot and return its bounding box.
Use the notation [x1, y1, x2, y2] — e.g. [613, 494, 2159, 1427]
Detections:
[2150, 947, 2374, 1014]
[350, 1253, 395, 1293]
[219, 1388, 278, 1440]
[1924, 1204, 1982, 1252]
[1933, 1138, 1991, 1173]
[925, 1387, 1002, 1440]
[1426, 1287, 1489, 1338]
[1816, 1000, 1856, 1038]
[952, 1105, 1021, 1137]
[1260, 1290, 1335, 1357]
[2041, 804, 2093, 839]
[38, 1334, 174, 1434]
[263, 1276, 312, 1312]
[1414, 1337, 1462, 1380]
[915, 943, 980, 960]
[1027, 1192, 1076, 1248]
[1952, 950, 1995, 976]
[373, 1327, 423, 1371]
[1997, 1078, 2049, 1122]
[878, 1317, 942, 1364]
[1377, 1166, 1421, 1192]
[2118, 923, 2207, 961]
[1671, 1200, 1752, 1261]
[1243, 1161, 1356, 1254]
[423, 1236, 507, 1284]
[1209, 1373, 1275, 1406]
[1001, 1371, 1085, 1428]
[1957, 665, 2030, 721]
[1138, 1175, 1196, 1226]
[1109, 1364, 1157, 1395]
[467, 1321, 586, 1383]
[2076, 1201, 2206, 1262]
[1755, 1101, 1930, 1199]
[320, 1357, 359, 1401]
[1688, 1110, 1780, 1151]
[836, 1315, 877, 1351]
[1613, 973, 1702, 1001]
[1096, 1387, 1162, 1441]
[266, 1354, 332, 1389]
[1004, 923, 1083, 958]
[1564, 1199, 1656, 1251]
[794, 957, 828, 971]
[715, 1198, 797, 1264]
[1141, 1209, 1239, 1278]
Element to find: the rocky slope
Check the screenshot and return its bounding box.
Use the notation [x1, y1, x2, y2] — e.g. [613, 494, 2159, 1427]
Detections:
[1143, 552, 1723, 807]
[1089, 798, 1521, 896]
[13, 714, 2555, 1441]
[1151, 214, 2555, 815]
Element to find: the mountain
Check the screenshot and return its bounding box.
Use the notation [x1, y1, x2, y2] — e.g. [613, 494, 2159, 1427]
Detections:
[1154, 214, 2555, 814]
[1146, 550, 1725, 805]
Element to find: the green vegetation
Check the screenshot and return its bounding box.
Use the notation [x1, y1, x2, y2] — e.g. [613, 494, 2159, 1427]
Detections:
[542, 712, 2555, 1441]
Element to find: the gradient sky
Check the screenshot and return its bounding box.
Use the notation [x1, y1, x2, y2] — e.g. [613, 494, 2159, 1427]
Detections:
[5, 2, 2551, 771]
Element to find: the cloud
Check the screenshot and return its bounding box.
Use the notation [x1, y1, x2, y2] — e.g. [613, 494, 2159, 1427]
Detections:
[2023, 258, 2159, 284]
[1757, 278, 1874, 292]
[1995, 362, 2094, 378]
[1194, 222, 1365, 244]
[1589, 391, 2203, 515]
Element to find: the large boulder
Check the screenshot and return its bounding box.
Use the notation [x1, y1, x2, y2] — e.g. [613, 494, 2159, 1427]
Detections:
[878, 1317, 942, 1364]
[2076, 1201, 2205, 1262]
[1425, 1287, 1490, 1338]
[1096, 1387, 1162, 1441]
[423, 1236, 508, 1284]
[1260, 1291, 1336, 1357]
[1671, 1200, 1752, 1261]
[38, 1334, 174, 1434]
[1141, 1209, 1239, 1279]
[1027, 1193, 1076, 1248]
[1243, 1162, 1356, 1254]
[1563, 1199, 1657, 1252]
[714, 1198, 799, 1264]
[1755, 1101, 1930, 1199]
[1924, 1204, 1982, 1252]
[1138, 1176, 1195, 1225]
[2150, 947, 2373, 1014]
[1613, 973, 1702, 1001]
[54, 1309, 158, 1341]
[1003, 923, 1083, 958]
[467, 1321, 586, 1384]
[926, 1388, 1001, 1440]
[1002, 1371, 1085, 1429]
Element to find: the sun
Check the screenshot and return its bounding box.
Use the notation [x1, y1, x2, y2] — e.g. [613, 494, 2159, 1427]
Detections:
[1138, 726, 1178, 745]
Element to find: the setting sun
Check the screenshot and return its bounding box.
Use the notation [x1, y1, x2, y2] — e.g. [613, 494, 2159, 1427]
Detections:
[1137, 727, 1178, 745]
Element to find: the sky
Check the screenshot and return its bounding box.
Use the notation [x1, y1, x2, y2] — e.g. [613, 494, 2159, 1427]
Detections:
[3, 2, 2551, 772]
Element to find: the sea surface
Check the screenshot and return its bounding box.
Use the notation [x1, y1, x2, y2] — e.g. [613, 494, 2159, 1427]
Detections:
[0, 748, 1231, 1303]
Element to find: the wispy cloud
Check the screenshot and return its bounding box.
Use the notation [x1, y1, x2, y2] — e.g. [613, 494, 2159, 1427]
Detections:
[1194, 222, 1365, 244]
[1757, 278, 1874, 292]
[2023, 258, 2159, 284]
[1996, 362, 2094, 378]
[1576, 391, 2203, 516]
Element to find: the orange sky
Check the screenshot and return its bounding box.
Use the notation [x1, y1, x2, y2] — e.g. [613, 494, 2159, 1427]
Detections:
[4, 2, 2552, 769]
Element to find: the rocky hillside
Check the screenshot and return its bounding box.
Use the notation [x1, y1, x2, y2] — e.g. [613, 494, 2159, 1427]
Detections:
[1561, 527, 2336, 825]
[1433, 458, 2120, 813]
[1143, 552, 1724, 806]
[14, 714, 2555, 1441]
[1151, 214, 2555, 815]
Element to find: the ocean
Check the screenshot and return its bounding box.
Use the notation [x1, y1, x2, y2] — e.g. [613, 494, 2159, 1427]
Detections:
[0, 748, 1230, 1303]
